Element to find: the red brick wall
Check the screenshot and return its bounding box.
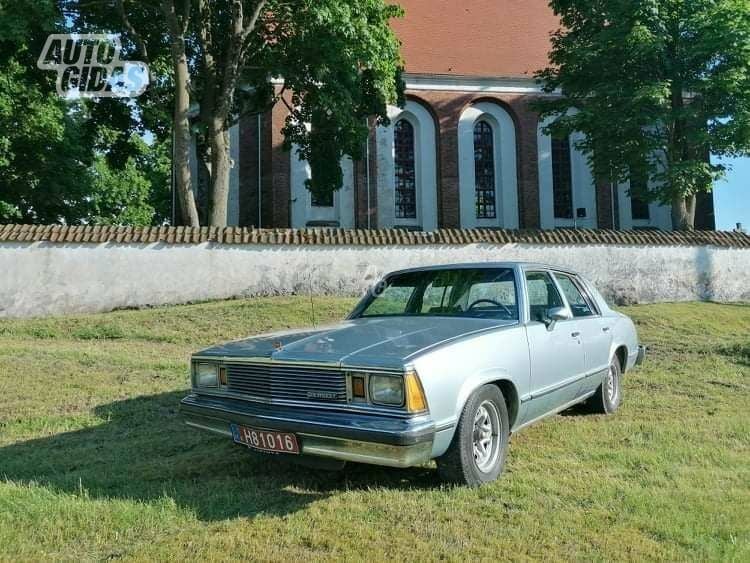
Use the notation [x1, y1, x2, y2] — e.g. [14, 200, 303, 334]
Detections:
[245, 89, 702, 231]
[596, 179, 616, 230]
[353, 118, 379, 229]
[405, 90, 542, 229]
[267, 91, 292, 228]
[392, 0, 557, 78]
[244, 90, 546, 230]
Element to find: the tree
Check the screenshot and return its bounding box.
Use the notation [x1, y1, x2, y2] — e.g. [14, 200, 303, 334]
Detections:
[535, 0, 750, 230]
[71, 0, 404, 227]
[0, 0, 92, 223]
[0, 0, 172, 225]
[89, 135, 172, 226]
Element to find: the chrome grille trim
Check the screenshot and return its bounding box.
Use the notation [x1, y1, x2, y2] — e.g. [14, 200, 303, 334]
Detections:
[224, 362, 348, 404]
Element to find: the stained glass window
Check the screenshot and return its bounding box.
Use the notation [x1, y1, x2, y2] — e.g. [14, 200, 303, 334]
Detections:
[394, 119, 417, 219]
[552, 135, 573, 219]
[474, 121, 497, 219]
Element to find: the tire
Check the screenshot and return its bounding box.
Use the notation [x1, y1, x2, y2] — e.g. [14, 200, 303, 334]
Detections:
[586, 356, 623, 414]
[436, 384, 509, 487]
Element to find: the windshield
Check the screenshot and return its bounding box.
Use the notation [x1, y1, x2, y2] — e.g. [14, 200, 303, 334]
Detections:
[356, 268, 518, 321]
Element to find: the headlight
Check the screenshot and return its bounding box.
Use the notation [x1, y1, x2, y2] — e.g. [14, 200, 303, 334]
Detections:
[194, 362, 219, 388]
[369, 374, 405, 406]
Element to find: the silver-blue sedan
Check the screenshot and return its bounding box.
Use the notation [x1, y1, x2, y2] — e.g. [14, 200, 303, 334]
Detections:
[181, 262, 645, 486]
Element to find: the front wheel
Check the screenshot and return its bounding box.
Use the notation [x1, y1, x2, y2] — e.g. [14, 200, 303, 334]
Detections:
[586, 356, 623, 414]
[436, 385, 509, 487]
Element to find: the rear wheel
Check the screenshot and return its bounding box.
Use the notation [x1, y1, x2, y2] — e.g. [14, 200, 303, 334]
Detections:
[586, 356, 623, 414]
[436, 385, 509, 487]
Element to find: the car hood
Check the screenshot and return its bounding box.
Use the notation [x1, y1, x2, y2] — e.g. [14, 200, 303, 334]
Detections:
[194, 316, 516, 369]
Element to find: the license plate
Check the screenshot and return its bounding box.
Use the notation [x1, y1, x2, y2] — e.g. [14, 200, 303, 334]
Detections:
[230, 424, 300, 454]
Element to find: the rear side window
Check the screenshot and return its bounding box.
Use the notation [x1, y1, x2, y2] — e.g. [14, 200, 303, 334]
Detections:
[525, 271, 564, 323]
[555, 274, 595, 318]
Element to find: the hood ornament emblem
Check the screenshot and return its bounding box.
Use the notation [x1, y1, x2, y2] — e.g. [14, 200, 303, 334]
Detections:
[272, 341, 283, 350]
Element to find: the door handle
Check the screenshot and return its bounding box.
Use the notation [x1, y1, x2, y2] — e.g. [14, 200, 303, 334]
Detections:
[602, 327, 611, 333]
[571, 332, 581, 338]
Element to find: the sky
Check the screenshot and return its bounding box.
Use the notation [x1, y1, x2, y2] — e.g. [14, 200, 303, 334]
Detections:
[713, 156, 750, 231]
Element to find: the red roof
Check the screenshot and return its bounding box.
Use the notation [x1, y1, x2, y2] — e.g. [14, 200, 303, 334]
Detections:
[391, 0, 559, 78]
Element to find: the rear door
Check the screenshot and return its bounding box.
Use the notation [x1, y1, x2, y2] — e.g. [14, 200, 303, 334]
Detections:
[522, 271, 586, 423]
[552, 272, 612, 397]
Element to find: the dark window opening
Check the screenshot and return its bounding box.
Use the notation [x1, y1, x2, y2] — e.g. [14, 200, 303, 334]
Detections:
[552, 135, 573, 219]
[394, 119, 417, 219]
[473, 121, 497, 219]
[629, 176, 651, 221]
[311, 189, 334, 208]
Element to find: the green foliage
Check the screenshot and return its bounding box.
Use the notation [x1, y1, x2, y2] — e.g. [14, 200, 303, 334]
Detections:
[536, 0, 750, 212]
[89, 136, 171, 226]
[270, 0, 405, 198]
[0, 0, 173, 225]
[69, 0, 405, 211]
[0, 58, 94, 223]
[0, 1, 91, 223]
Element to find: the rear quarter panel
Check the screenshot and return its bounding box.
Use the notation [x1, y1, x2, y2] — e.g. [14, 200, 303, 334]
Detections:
[410, 325, 531, 457]
[610, 312, 640, 371]
[582, 276, 640, 372]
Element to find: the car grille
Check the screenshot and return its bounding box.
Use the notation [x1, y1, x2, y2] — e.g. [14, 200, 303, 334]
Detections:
[224, 362, 348, 404]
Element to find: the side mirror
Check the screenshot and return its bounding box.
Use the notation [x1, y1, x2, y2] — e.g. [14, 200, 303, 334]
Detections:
[545, 306, 572, 330]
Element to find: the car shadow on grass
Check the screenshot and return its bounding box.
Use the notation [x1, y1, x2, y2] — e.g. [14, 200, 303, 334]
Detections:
[0, 390, 442, 521]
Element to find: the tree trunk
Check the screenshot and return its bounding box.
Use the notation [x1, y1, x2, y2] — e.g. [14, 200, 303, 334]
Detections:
[209, 120, 231, 227]
[172, 62, 200, 227]
[671, 193, 697, 230]
[201, 0, 267, 227]
[162, 0, 200, 227]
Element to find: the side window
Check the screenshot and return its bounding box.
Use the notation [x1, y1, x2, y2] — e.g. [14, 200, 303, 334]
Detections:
[525, 272, 564, 323]
[555, 274, 594, 318]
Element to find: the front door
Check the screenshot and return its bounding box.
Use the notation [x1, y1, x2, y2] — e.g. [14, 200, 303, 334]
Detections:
[522, 271, 586, 423]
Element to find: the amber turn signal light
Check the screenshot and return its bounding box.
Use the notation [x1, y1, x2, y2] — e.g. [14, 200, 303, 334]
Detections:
[352, 375, 366, 399]
[404, 370, 428, 413]
[218, 366, 228, 386]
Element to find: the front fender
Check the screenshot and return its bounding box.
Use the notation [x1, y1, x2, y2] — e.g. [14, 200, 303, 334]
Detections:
[409, 325, 531, 458]
[454, 367, 515, 425]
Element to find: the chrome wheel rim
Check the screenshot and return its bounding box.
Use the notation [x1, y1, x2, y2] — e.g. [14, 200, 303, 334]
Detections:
[472, 401, 501, 473]
[605, 365, 619, 404]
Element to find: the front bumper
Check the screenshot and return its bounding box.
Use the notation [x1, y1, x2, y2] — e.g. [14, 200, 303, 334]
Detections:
[180, 393, 435, 468]
[635, 345, 647, 366]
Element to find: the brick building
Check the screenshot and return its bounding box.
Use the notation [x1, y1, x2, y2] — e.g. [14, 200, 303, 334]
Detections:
[216, 0, 714, 231]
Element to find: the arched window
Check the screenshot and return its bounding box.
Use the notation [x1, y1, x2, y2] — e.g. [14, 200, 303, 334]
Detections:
[394, 119, 417, 219]
[551, 135, 573, 219]
[473, 121, 497, 219]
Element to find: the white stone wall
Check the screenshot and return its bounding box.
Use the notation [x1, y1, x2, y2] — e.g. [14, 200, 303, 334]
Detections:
[1, 241, 748, 318]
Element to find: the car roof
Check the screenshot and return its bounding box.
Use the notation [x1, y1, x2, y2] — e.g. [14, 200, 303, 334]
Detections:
[386, 262, 583, 278]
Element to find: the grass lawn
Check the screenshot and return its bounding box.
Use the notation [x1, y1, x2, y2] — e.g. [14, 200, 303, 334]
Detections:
[0, 298, 748, 561]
